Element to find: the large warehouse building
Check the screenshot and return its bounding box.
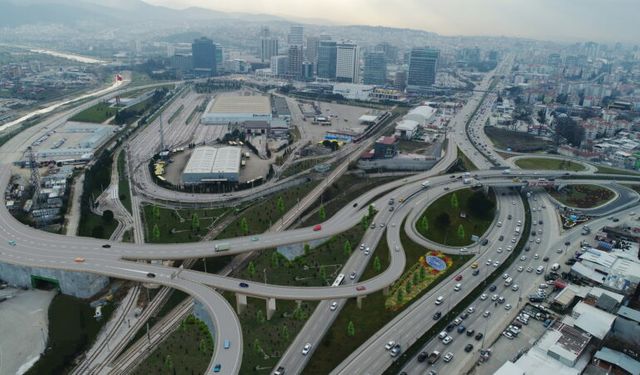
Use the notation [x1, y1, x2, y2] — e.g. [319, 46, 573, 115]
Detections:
[182, 146, 241, 184]
[33, 121, 118, 163]
[200, 95, 272, 125]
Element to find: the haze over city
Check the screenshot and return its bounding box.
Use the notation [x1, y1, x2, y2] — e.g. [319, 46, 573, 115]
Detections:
[144, 0, 639, 43]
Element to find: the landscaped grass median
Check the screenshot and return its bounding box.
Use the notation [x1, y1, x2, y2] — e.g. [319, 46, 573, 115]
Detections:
[514, 157, 585, 171]
[383, 191, 532, 374]
[546, 184, 615, 208]
[416, 188, 496, 247]
[142, 205, 229, 243]
[69, 102, 116, 123]
[304, 227, 472, 375]
[596, 165, 640, 176]
[116, 151, 132, 214]
[132, 315, 213, 375]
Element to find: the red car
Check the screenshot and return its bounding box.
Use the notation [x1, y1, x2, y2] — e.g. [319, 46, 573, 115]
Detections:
[356, 285, 366, 291]
[313, 224, 322, 231]
[455, 274, 463, 281]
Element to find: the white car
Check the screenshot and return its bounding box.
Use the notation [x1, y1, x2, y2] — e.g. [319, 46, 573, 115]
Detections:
[534, 253, 540, 259]
[497, 247, 503, 253]
[480, 293, 488, 300]
[526, 266, 534, 273]
[330, 301, 338, 311]
[442, 336, 453, 345]
[443, 352, 454, 362]
[512, 284, 519, 291]
[493, 260, 499, 267]
[491, 294, 499, 301]
[467, 306, 475, 314]
[517, 266, 524, 272]
[520, 255, 527, 261]
[438, 331, 448, 340]
[497, 221, 503, 227]
[454, 283, 462, 291]
[384, 341, 396, 350]
[302, 343, 312, 355]
[486, 259, 492, 266]
[364, 249, 370, 256]
[535, 238, 541, 244]
[504, 303, 512, 310]
[502, 273, 510, 279]
[483, 310, 491, 318]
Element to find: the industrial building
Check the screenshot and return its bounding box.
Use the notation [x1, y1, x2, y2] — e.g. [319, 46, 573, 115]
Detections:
[32, 121, 118, 163]
[200, 95, 272, 125]
[182, 146, 241, 184]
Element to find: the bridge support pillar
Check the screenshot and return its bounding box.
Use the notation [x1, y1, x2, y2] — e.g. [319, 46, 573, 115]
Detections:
[235, 293, 247, 314]
[357, 295, 366, 309]
[383, 286, 390, 296]
[266, 298, 277, 320]
[295, 300, 302, 308]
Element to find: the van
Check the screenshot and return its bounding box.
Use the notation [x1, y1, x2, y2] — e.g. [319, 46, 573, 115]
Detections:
[504, 277, 513, 286]
[435, 296, 444, 305]
[536, 266, 544, 274]
[454, 283, 462, 291]
[551, 263, 560, 271]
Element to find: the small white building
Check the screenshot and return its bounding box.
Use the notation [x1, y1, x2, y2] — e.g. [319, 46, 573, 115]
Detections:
[395, 119, 420, 140]
[404, 105, 436, 125]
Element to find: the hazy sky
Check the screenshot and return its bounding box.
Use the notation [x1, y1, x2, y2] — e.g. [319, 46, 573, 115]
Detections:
[143, 0, 638, 43]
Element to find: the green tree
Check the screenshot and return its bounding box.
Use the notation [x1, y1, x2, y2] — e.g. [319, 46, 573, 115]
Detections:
[405, 280, 413, 294]
[368, 204, 375, 218]
[253, 338, 261, 354]
[318, 204, 326, 221]
[199, 338, 208, 353]
[373, 256, 382, 273]
[247, 261, 256, 277]
[457, 224, 466, 239]
[152, 205, 160, 219]
[396, 289, 404, 304]
[256, 309, 265, 324]
[420, 216, 429, 232]
[239, 217, 249, 234]
[102, 210, 114, 223]
[281, 324, 289, 340]
[319, 266, 327, 282]
[152, 223, 160, 240]
[343, 240, 352, 256]
[451, 192, 459, 209]
[276, 196, 285, 214]
[413, 271, 420, 285]
[347, 320, 356, 337]
[419, 266, 426, 280]
[361, 215, 369, 230]
[191, 213, 200, 232]
[304, 243, 311, 255]
[164, 354, 173, 370]
[271, 252, 280, 268]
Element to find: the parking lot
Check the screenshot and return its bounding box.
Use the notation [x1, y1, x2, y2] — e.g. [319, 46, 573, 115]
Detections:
[472, 304, 553, 375]
[297, 101, 381, 142]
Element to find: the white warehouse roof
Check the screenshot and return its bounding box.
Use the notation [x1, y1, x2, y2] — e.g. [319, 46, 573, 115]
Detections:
[396, 119, 420, 131]
[404, 105, 436, 123]
[183, 146, 241, 175]
[208, 95, 271, 115]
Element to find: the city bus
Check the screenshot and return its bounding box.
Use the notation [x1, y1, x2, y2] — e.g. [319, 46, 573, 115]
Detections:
[332, 273, 345, 287]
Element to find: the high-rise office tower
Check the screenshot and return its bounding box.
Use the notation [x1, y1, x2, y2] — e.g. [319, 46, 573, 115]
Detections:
[259, 26, 278, 64]
[363, 51, 387, 85]
[261, 38, 279, 64]
[407, 47, 439, 90]
[192, 37, 216, 75]
[215, 43, 223, 71]
[306, 36, 320, 65]
[317, 40, 337, 80]
[288, 25, 304, 46]
[288, 45, 304, 80]
[394, 71, 407, 91]
[375, 42, 399, 63]
[336, 41, 360, 83]
[271, 55, 289, 77]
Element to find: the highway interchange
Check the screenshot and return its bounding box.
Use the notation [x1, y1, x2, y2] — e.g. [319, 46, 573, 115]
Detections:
[1, 56, 640, 375]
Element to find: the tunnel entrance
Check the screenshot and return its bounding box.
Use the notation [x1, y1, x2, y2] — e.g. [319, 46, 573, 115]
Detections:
[30, 275, 60, 291]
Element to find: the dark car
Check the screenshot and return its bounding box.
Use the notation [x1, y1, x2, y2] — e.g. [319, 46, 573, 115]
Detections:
[466, 329, 475, 337]
[455, 274, 463, 281]
[146, 272, 156, 278]
[457, 325, 466, 334]
[472, 269, 480, 276]
[433, 311, 442, 320]
[498, 235, 504, 241]
[446, 323, 455, 332]
[239, 282, 249, 288]
[464, 344, 474, 353]
[538, 220, 543, 225]
[543, 256, 549, 262]
[475, 332, 484, 341]
[481, 239, 489, 246]
[213, 364, 221, 373]
[102, 244, 111, 248]
[489, 285, 497, 292]
[460, 312, 469, 320]
[353, 203, 358, 208]
[417, 351, 428, 362]
[524, 246, 530, 252]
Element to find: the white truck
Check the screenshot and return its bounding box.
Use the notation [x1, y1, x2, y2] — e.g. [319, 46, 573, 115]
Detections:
[463, 178, 473, 185]
[421, 180, 431, 189]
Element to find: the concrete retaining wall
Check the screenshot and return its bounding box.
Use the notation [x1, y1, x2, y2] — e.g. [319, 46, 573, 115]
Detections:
[0, 262, 109, 298]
